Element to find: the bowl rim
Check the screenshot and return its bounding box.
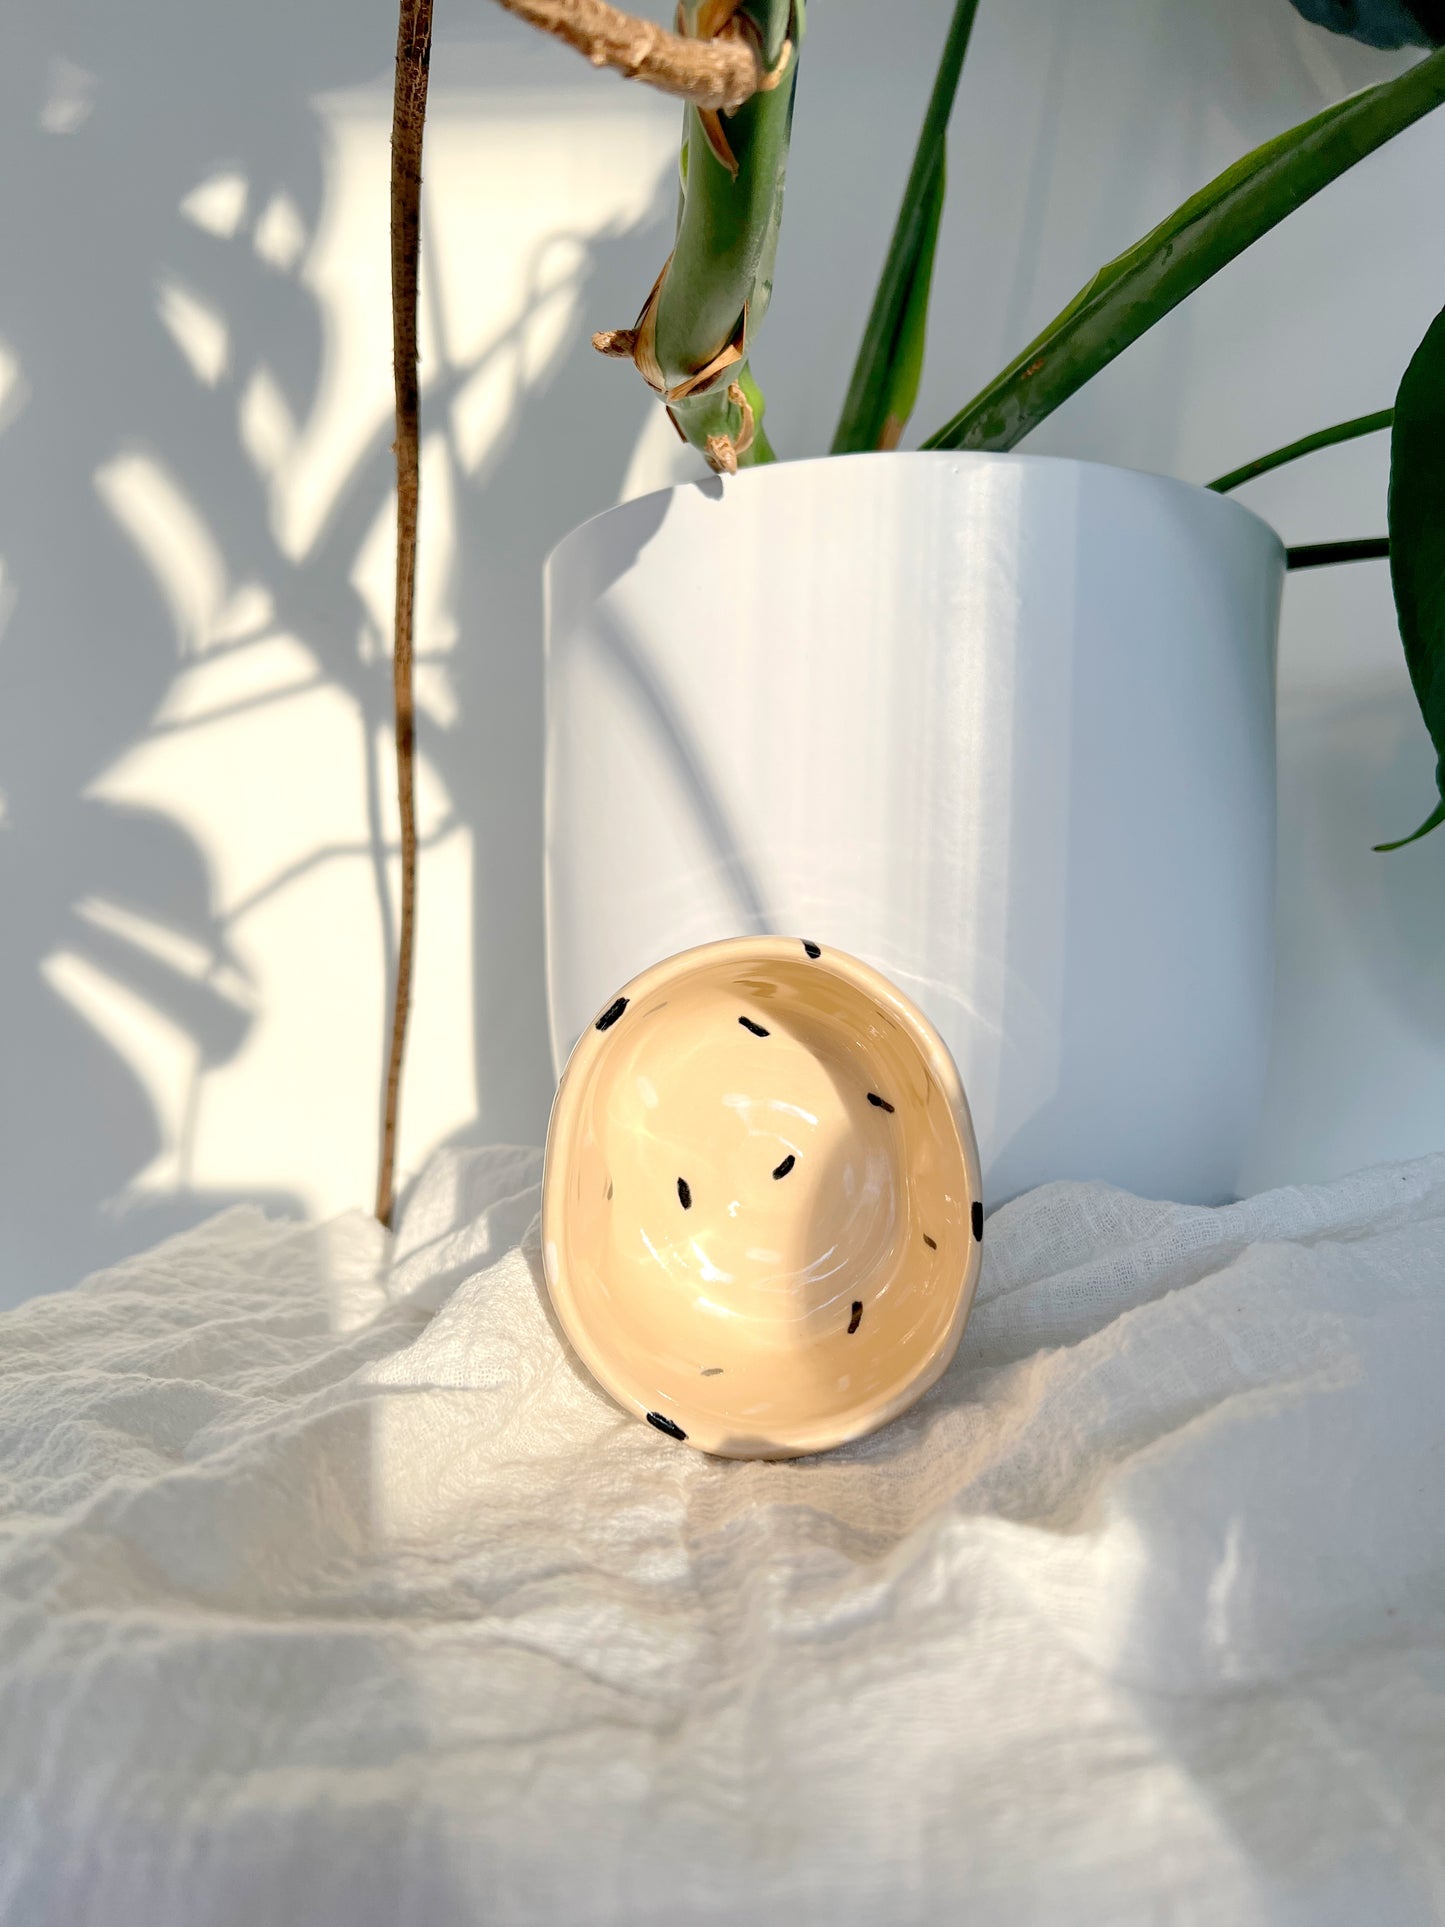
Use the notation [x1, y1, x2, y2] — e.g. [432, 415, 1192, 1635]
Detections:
[540, 934, 985, 1460]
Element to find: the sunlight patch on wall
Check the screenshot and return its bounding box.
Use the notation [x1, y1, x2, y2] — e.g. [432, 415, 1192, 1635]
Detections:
[0, 341, 28, 436]
[85, 641, 387, 1216]
[95, 451, 228, 652]
[74, 75, 674, 1228]
[238, 365, 299, 479]
[180, 170, 248, 240]
[75, 896, 253, 1005]
[211, 581, 277, 648]
[253, 191, 308, 274]
[449, 356, 516, 479]
[156, 276, 230, 388]
[281, 84, 676, 560]
[39, 59, 96, 137]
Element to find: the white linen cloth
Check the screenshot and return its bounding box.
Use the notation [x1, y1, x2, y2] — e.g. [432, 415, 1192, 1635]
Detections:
[2, 1144, 1444, 1926]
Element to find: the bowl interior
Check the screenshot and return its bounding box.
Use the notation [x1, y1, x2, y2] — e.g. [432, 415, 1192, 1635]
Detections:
[544, 943, 979, 1457]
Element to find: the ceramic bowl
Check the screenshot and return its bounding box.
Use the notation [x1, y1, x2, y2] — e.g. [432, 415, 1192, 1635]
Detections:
[541, 936, 983, 1459]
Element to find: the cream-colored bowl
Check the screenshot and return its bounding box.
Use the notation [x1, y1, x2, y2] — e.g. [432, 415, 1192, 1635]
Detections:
[540, 937, 984, 1459]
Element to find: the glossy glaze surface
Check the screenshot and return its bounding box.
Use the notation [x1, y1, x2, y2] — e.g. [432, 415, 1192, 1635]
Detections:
[541, 937, 983, 1458]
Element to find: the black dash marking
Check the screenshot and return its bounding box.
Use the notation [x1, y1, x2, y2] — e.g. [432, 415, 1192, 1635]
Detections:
[802, 940, 821, 959]
[923, 1233, 937, 1250]
[677, 1176, 692, 1210]
[971, 1200, 984, 1242]
[847, 1301, 863, 1334]
[606, 1180, 613, 1201]
[772, 1153, 796, 1180]
[646, 1412, 687, 1440]
[595, 996, 628, 1031]
[867, 1092, 895, 1113]
[700, 1367, 723, 1377]
[739, 1015, 770, 1037]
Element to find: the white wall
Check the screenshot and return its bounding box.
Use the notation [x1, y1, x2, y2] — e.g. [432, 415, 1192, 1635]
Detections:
[3, 0, 1443, 1305]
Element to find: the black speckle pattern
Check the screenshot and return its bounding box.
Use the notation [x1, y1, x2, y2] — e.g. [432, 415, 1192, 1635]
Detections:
[848, 1301, 863, 1334]
[802, 940, 821, 959]
[596, 996, 628, 1031]
[923, 1233, 937, 1250]
[738, 1015, 770, 1037]
[772, 1153, 796, 1180]
[867, 1092, 895, 1113]
[677, 1177, 692, 1210]
[972, 1200, 984, 1242]
[646, 1412, 687, 1440]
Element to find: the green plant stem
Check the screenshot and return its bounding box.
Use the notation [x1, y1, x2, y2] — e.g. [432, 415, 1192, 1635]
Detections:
[1209, 409, 1393, 492]
[831, 0, 979, 454]
[655, 0, 800, 467]
[1285, 536, 1390, 569]
[922, 46, 1445, 453]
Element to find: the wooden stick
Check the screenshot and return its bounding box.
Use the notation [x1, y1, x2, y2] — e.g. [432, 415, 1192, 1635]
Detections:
[491, 0, 771, 112]
[376, 0, 433, 1228]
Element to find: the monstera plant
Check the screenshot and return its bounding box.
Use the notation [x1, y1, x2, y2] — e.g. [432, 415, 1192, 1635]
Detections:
[1289, 0, 1444, 46]
[372, 0, 1445, 1220]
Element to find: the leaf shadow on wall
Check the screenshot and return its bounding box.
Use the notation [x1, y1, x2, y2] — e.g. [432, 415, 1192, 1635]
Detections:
[0, 2, 679, 1301]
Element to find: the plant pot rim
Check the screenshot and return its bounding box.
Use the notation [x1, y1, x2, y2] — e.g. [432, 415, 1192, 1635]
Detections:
[546, 446, 1286, 578]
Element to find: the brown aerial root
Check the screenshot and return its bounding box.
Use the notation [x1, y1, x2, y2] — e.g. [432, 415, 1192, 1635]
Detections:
[591, 327, 638, 357]
[376, 0, 432, 1229]
[682, 0, 792, 176]
[490, 0, 790, 112]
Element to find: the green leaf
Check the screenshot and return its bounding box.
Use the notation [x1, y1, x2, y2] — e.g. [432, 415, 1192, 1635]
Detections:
[1208, 408, 1393, 493]
[921, 46, 1445, 454]
[873, 145, 947, 449]
[1374, 797, 1445, 851]
[1376, 299, 1445, 851]
[1286, 0, 1443, 50]
[831, 0, 980, 455]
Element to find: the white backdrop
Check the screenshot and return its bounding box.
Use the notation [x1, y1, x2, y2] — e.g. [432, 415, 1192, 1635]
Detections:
[3, 0, 1443, 1306]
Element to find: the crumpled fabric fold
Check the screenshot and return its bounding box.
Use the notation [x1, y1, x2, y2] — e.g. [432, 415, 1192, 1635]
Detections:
[2, 1144, 1444, 1926]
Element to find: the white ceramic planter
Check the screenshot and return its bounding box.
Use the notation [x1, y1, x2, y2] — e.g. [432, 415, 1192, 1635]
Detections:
[544, 452, 1284, 1206]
